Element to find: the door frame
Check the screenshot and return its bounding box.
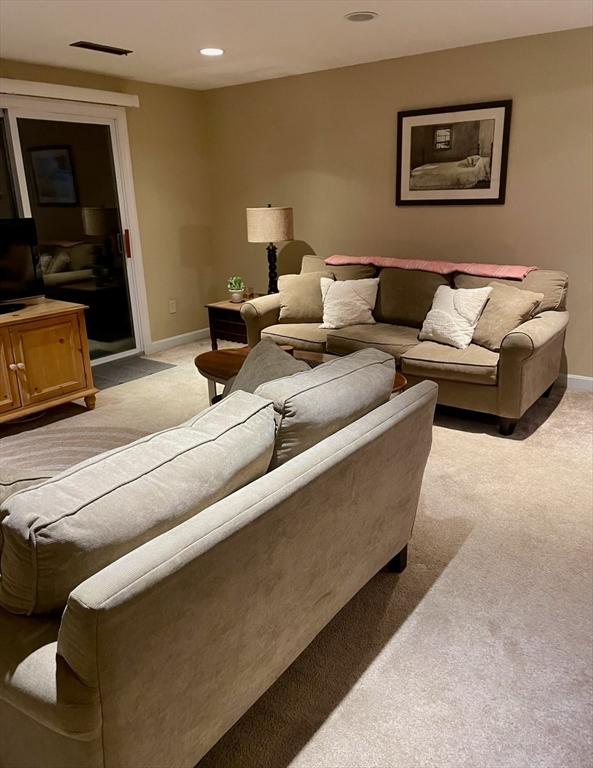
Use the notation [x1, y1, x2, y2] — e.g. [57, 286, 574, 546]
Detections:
[0, 93, 151, 364]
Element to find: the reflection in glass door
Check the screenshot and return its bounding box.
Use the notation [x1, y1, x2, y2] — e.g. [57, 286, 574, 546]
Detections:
[16, 118, 135, 359]
[0, 116, 17, 219]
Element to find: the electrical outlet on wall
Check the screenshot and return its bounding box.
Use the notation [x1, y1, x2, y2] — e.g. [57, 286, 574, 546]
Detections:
[168, 299, 177, 314]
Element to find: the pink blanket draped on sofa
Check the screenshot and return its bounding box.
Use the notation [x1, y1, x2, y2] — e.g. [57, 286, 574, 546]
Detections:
[325, 255, 537, 280]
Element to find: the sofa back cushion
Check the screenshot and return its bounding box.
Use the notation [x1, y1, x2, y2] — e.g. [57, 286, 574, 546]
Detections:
[278, 271, 334, 323]
[255, 348, 395, 469]
[300, 254, 376, 281]
[374, 268, 450, 328]
[454, 269, 567, 312]
[0, 392, 276, 615]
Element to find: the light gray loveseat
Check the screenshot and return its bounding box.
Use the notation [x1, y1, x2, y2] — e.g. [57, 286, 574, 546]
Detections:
[0, 373, 437, 768]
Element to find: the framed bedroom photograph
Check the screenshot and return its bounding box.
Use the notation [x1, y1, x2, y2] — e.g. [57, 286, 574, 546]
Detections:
[29, 145, 78, 206]
[396, 100, 512, 206]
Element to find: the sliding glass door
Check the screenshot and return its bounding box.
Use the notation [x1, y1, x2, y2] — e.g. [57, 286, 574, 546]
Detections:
[0, 116, 17, 218]
[0, 97, 147, 362]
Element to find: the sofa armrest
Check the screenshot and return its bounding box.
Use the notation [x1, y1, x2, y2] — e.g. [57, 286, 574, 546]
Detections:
[240, 293, 281, 346]
[500, 311, 569, 362]
[497, 311, 568, 419]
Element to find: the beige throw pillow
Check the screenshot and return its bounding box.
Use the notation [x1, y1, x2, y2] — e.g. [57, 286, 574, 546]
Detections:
[473, 283, 544, 351]
[319, 277, 380, 329]
[278, 271, 334, 323]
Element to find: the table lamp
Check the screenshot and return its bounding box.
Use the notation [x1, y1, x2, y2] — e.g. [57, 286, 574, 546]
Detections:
[81, 206, 119, 283]
[246, 204, 294, 293]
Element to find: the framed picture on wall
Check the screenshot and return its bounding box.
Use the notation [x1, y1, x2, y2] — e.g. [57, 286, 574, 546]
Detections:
[29, 145, 78, 206]
[396, 100, 512, 206]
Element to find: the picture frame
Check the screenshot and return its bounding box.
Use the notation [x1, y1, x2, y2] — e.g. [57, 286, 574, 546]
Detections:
[29, 145, 78, 206]
[396, 100, 512, 206]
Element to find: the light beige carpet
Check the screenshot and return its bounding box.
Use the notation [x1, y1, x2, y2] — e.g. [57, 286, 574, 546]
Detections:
[1, 343, 591, 768]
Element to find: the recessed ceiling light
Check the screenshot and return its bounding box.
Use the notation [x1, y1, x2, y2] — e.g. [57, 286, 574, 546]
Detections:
[200, 47, 224, 57]
[345, 11, 378, 22]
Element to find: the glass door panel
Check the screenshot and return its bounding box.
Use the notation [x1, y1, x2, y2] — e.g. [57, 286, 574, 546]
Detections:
[16, 118, 135, 360]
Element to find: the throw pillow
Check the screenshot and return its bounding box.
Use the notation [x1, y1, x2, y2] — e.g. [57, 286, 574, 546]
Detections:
[255, 348, 395, 469]
[39, 251, 71, 274]
[226, 337, 310, 396]
[419, 285, 492, 349]
[472, 283, 544, 351]
[278, 271, 334, 323]
[0, 391, 276, 614]
[319, 277, 380, 329]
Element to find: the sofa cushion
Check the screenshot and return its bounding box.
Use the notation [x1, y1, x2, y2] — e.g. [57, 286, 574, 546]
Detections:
[374, 269, 450, 328]
[227, 337, 310, 396]
[0, 392, 276, 615]
[262, 323, 328, 352]
[327, 323, 419, 360]
[300, 254, 376, 280]
[402, 342, 499, 385]
[255, 348, 395, 469]
[320, 277, 379, 329]
[278, 270, 334, 323]
[454, 269, 568, 313]
[0, 609, 100, 739]
[472, 283, 544, 351]
[419, 285, 492, 349]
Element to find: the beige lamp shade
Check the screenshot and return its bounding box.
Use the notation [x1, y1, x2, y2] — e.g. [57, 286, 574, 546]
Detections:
[246, 206, 294, 243]
[81, 207, 118, 237]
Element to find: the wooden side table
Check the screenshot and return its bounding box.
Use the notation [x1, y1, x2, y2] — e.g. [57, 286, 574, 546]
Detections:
[205, 300, 248, 350]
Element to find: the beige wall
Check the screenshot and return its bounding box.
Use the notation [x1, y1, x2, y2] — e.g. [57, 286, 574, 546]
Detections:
[0, 58, 214, 341]
[2, 28, 592, 375]
[204, 29, 593, 377]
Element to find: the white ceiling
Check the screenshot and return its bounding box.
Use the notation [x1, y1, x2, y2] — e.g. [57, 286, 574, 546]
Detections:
[1, 0, 591, 91]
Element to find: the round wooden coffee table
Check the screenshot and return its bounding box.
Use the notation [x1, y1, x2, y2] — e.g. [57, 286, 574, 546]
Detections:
[393, 371, 407, 395]
[195, 345, 407, 403]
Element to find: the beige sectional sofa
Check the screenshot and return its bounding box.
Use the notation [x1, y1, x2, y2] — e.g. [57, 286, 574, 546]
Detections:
[0, 349, 437, 768]
[241, 255, 569, 434]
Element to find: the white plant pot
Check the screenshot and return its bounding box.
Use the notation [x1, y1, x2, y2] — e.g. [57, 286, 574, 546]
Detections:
[229, 290, 245, 303]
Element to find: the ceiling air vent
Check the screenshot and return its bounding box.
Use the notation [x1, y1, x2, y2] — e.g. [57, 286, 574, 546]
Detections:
[70, 41, 133, 56]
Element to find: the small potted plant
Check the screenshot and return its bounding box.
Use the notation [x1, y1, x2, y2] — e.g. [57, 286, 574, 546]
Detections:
[227, 276, 246, 303]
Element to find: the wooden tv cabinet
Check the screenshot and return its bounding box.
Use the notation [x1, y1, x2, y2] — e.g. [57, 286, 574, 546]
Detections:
[0, 300, 97, 424]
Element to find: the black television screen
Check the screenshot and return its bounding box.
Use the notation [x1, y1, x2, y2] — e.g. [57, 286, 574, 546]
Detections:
[0, 218, 45, 304]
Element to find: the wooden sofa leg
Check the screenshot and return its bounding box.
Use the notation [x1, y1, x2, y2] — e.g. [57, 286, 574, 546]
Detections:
[387, 544, 408, 573]
[499, 418, 517, 436]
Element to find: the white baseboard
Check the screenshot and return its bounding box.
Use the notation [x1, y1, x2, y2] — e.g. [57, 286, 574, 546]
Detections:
[561, 374, 593, 394]
[145, 328, 209, 355]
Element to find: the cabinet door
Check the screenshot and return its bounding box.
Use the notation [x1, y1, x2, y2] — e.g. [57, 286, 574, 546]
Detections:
[10, 314, 88, 407]
[0, 327, 21, 414]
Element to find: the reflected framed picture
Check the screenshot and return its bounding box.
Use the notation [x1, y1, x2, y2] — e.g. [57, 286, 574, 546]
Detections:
[396, 100, 512, 206]
[29, 145, 78, 206]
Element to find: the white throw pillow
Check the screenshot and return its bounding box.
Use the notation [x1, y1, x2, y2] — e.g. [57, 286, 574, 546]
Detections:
[419, 285, 492, 349]
[319, 277, 379, 329]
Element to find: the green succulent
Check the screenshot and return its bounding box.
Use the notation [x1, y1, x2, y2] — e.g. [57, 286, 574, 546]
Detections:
[227, 276, 245, 291]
